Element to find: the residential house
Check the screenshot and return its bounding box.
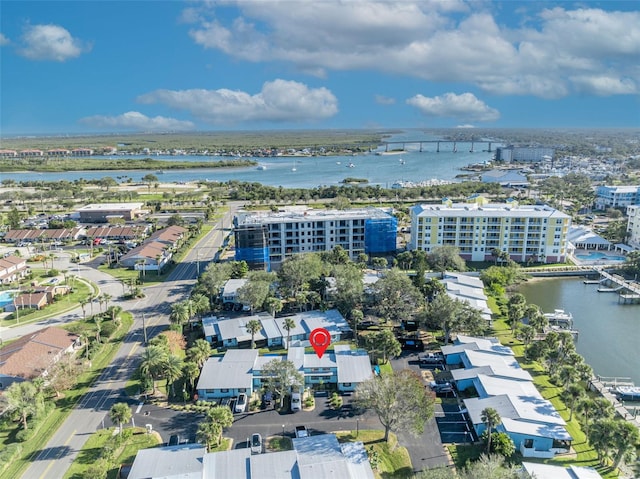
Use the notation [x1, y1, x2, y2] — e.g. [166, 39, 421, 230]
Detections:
[0, 255, 29, 284]
[521, 462, 602, 479]
[127, 434, 374, 479]
[220, 278, 248, 307]
[4, 228, 84, 244]
[0, 326, 80, 389]
[196, 346, 372, 401]
[84, 225, 147, 242]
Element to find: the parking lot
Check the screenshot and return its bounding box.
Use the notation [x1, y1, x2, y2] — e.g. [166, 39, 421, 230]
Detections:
[435, 403, 476, 444]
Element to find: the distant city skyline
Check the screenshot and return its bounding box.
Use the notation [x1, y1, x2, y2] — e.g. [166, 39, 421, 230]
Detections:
[1, 1, 639, 136]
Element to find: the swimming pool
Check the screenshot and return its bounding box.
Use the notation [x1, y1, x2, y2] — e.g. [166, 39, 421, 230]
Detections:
[575, 252, 626, 262]
[0, 290, 18, 307]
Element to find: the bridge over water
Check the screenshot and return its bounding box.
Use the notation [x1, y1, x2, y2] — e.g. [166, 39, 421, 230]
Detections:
[380, 140, 494, 153]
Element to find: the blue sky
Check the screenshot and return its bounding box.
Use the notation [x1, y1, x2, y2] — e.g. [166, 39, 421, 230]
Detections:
[1, 0, 639, 136]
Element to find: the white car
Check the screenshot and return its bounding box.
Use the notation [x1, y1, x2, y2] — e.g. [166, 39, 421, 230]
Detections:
[291, 391, 301, 412]
[235, 393, 247, 413]
[250, 433, 262, 454]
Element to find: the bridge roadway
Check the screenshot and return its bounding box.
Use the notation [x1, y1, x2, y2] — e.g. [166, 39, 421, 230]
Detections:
[380, 139, 494, 152]
[17, 207, 236, 479]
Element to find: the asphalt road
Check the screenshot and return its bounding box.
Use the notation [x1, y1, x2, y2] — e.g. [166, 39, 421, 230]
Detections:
[18, 208, 236, 479]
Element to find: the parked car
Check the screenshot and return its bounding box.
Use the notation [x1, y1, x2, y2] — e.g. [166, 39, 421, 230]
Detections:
[419, 352, 444, 365]
[235, 393, 247, 413]
[250, 433, 262, 454]
[291, 391, 301, 412]
[295, 425, 309, 438]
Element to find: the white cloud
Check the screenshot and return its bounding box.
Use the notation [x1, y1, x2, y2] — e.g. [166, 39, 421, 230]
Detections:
[137, 79, 338, 124]
[80, 111, 195, 131]
[18, 24, 88, 61]
[375, 95, 396, 105]
[407, 92, 500, 122]
[0, 33, 10, 46]
[184, 2, 640, 97]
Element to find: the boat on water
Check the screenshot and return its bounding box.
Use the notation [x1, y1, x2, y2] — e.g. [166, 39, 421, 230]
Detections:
[543, 309, 573, 327]
[399, 158, 405, 165]
[336, 161, 341, 165]
[155, 170, 165, 174]
[613, 385, 640, 401]
[347, 162, 355, 168]
[256, 165, 267, 171]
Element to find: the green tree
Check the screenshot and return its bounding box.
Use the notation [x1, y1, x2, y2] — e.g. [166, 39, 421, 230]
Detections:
[331, 263, 364, 316]
[372, 268, 424, 324]
[265, 297, 283, 318]
[5, 381, 42, 430]
[109, 402, 132, 437]
[139, 345, 168, 393]
[355, 369, 435, 442]
[169, 301, 190, 328]
[480, 407, 502, 454]
[282, 317, 296, 350]
[261, 359, 304, 409]
[182, 361, 200, 392]
[196, 420, 221, 452]
[486, 431, 515, 458]
[427, 245, 466, 272]
[611, 420, 640, 468]
[237, 280, 270, 313]
[364, 329, 402, 364]
[279, 254, 323, 298]
[188, 339, 212, 369]
[163, 354, 184, 398]
[422, 293, 485, 344]
[245, 319, 262, 349]
[142, 173, 159, 192]
[7, 207, 24, 229]
[507, 293, 526, 334]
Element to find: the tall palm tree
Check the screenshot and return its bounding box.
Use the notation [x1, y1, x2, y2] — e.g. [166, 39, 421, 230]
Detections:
[282, 317, 296, 350]
[5, 381, 41, 430]
[560, 383, 585, 421]
[139, 345, 168, 393]
[191, 293, 210, 317]
[188, 339, 212, 369]
[170, 302, 189, 328]
[182, 361, 200, 393]
[110, 402, 132, 437]
[575, 397, 596, 435]
[163, 355, 184, 398]
[79, 298, 88, 319]
[246, 319, 262, 349]
[196, 421, 221, 452]
[480, 407, 501, 454]
[612, 421, 640, 468]
[107, 305, 123, 326]
[102, 293, 113, 311]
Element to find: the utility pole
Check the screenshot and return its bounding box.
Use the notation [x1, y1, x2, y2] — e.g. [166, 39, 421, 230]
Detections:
[142, 313, 148, 344]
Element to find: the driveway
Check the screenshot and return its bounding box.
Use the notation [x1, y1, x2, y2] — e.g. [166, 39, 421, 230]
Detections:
[390, 351, 452, 472]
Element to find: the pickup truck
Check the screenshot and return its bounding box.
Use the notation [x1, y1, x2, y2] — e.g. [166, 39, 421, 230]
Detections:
[295, 425, 309, 438]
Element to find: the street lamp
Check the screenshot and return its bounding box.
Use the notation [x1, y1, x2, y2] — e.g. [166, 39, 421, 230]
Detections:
[282, 424, 285, 439]
[356, 418, 359, 438]
[142, 313, 148, 344]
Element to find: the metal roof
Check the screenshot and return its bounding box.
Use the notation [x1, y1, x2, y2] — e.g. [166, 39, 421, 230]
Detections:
[127, 444, 206, 479]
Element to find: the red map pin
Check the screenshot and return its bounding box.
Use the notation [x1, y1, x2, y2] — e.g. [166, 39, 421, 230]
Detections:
[309, 328, 331, 358]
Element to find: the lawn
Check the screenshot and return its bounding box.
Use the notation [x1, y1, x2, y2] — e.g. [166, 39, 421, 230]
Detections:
[336, 430, 413, 479]
[0, 314, 134, 479]
[0, 277, 93, 328]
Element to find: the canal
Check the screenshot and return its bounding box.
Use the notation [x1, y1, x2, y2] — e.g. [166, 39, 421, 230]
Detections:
[519, 277, 640, 386]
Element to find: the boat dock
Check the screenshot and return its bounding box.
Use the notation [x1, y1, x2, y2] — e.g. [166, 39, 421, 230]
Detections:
[585, 269, 640, 304]
[589, 376, 640, 429]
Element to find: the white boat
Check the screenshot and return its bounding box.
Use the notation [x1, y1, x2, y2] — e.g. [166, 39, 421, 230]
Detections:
[347, 162, 355, 168]
[256, 165, 267, 171]
[613, 385, 640, 401]
[336, 161, 341, 165]
[543, 309, 573, 322]
[399, 158, 405, 165]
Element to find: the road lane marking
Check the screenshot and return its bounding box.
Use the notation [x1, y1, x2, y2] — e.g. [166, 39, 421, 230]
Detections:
[39, 429, 76, 479]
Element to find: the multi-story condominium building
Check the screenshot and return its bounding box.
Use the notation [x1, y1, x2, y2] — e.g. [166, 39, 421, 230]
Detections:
[409, 199, 571, 263]
[595, 185, 640, 210]
[234, 207, 397, 270]
[494, 146, 555, 163]
[626, 205, 640, 249]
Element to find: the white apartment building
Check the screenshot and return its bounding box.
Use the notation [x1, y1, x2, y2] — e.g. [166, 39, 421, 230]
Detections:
[595, 185, 640, 210]
[234, 207, 397, 270]
[626, 205, 640, 250]
[409, 199, 571, 263]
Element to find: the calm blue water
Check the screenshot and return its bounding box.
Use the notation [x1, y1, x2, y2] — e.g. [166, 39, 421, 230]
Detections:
[0, 132, 500, 188]
[576, 252, 626, 261]
[519, 278, 640, 385]
[0, 290, 17, 307]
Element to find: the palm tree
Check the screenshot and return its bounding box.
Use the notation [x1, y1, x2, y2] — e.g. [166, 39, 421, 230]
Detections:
[5, 381, 41, 430]
[139, 345, 168, 393]
[246, 319, 262, 349]
[110, 402, 132, 437]
[188, 339, 212, 369]
[612, 421, 640, 468]
[102, 293, 112, 311]
[182, 361, 200, 393]
[79, 298, 88, 319]
[575, 397, 596, 435]
[191, 293, 210, 317]
[282, 317, 296, 350]
[196, 421, 221, 452]
[557, 365, 579, 388]
[480, 407, 501, 454]
[163, 355, 183, 398]
[560, 383, 585, 421]
[107, 305, 123, 325]
[170, 302, 189, 328]
[265, 297, 283, 318]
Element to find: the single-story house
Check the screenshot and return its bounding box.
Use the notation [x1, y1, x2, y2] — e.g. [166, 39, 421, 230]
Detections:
[128, 434, 374, 479]
[441, 273, 492, 323]
[521, 462, 602, 479]
[203, 309, 351, 349]
[0, 326, 80, 389]
[119, 243, 169, 271]
[220, 278, 248, 305]
[196, 346, 372, 400]
[441, 334, 514, 366]
[7, 291, 49, 311]
[451, 349, 532, 389]
[84, 225, 147, 241]
[146, 225, 187, 248]
[3, 228, 84, 244]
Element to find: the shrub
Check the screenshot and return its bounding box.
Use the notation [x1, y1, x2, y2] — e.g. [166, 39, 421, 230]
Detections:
[0, 443, 22, 471]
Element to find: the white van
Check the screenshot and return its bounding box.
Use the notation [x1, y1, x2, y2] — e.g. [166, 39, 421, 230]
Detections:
[291, 391, 302, 412]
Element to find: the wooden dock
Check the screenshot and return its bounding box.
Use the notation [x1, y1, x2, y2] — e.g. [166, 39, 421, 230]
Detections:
[589, 376, 640, 430]
[589, 268, 640, 304]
